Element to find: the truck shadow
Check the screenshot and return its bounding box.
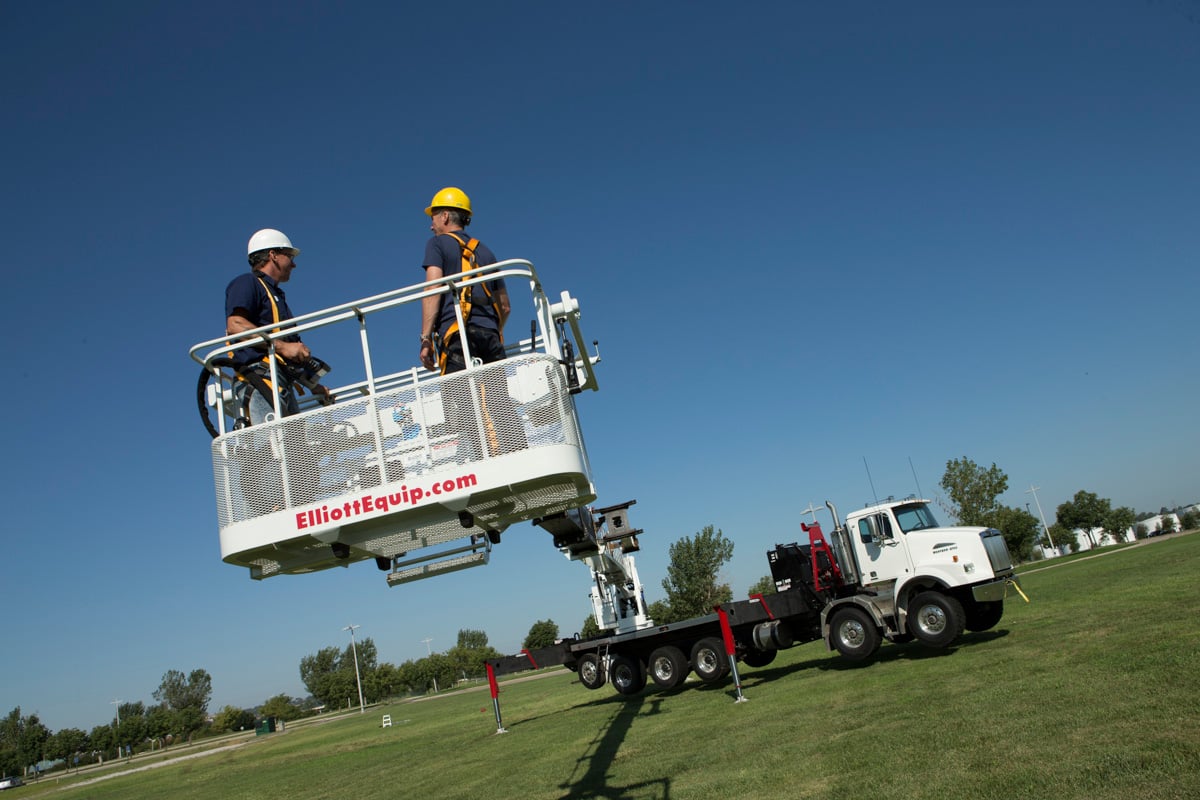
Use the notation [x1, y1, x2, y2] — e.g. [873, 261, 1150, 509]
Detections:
[739, 628, 1013, 685]
[554, 693, 673, 799]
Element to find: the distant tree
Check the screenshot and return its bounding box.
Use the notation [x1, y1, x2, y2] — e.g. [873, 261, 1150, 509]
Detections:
[986, 505, 1040, 561]
[1102, 506, 1136, 544]
[115, 701, 148, 747]
[448, 630, 501, 680]
[939, 457, 1009, 526]
[421, 653, 458, 693]
[88, 723, 114, 758]
[211, 705, 255, 733]
[1134, 523, 1148, 540]
[1179, 510, 1200, 531]
[153, 669, 213, 716]
[0, 707, 49, 778]
[748, 575, 776, 597]
[661, 525, 735, 619]
[45, 727, 89, 763]
[1056, 490, 1111, 548]
[523, 619, 559, 650]
[1161, 515, 1177, 534]
[300, 646, 360, 708]
[1046, 523, 1075, 553]
[645, 599, 676, 625]
[580, 615, 602, 639]
[258, 694, 304, 722]
[456, 629, 489, 650]
[145, 704, 176, 740]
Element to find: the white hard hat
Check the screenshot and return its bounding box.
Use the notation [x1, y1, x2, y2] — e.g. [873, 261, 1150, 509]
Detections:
[247, 228, 300, 256]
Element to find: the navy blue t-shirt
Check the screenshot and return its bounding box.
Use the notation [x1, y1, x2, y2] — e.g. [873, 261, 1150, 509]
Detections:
[224, 271, 301, 367]
[422, 232, 503, 332]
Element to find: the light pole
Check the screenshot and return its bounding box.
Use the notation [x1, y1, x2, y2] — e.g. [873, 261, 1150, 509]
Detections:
[421, 638, 438, 692]
[110, 699, 120, 757]
[1026, 484, 1056, 556]
[343, 624, 365, 714]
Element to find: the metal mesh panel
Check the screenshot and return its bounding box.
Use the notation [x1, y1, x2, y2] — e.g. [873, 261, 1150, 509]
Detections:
[212, 353, 581, 531]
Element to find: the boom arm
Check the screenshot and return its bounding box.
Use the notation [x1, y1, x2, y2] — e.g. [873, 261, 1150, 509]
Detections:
[534, 501, 654, 635]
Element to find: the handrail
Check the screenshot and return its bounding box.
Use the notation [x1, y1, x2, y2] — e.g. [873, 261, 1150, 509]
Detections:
[191, 259, 599, 437]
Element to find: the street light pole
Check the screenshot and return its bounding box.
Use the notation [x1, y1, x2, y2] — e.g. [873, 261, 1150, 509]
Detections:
[110, 699, 120, 756]
[343, 625, 365, 714]
[420, 638, 438, 692]
[1026, 484, 1056, 556]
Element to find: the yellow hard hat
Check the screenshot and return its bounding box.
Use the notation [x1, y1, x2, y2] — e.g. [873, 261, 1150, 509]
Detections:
[425, 187, 472, 216]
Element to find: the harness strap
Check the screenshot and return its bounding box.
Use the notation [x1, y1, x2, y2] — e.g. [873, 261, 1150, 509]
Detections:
[437, 232, 504, 374]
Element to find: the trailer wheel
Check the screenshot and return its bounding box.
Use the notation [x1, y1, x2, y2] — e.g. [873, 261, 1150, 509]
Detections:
[908, 591, 965, 648]
[647, 646, 689, 689]
[829, 606, 881, 661]
[577, 653, 606, 690]
[609, 655, 646, 696]
[965, 600, 1004, 632]
[740, 648, 777, 668]
[690, 637, 730, 683]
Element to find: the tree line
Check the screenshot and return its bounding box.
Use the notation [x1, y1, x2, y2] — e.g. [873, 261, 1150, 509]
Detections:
[1, 668, 214, 778]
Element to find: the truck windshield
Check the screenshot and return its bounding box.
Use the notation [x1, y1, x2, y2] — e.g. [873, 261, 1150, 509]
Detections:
[894, 503, 939, 533]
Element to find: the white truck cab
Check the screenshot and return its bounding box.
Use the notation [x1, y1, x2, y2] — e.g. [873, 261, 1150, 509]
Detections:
[821, 497, 1021, 656]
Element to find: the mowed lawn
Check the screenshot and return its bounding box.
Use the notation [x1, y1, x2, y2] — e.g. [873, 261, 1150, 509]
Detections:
[29, 534, 1200, 800]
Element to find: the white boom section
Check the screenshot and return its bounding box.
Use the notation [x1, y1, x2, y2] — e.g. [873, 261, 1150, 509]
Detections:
[189, 260, 601, 581]
[536, 502, 654, 635]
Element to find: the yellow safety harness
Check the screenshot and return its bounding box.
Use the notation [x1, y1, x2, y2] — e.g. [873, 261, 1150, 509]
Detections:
[225, 274, 297, 423]
[436, 232, 506, 374]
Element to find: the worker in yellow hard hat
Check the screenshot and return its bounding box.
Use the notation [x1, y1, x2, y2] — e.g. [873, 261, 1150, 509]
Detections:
[418, 187, 511, 374]
[417, 187, 526, 458]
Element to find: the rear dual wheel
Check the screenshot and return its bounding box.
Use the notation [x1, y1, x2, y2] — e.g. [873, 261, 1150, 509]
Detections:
[829, 606, 881, 661]
[690, 637, 730, 683]
[648, 646, 689, 689]
[578, 653, 605, 690]
[609, 654, 646, 696]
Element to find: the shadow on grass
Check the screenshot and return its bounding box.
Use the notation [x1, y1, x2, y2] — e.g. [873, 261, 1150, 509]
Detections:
[736, 629, 1013, 686]
[554, 692, 673, 799]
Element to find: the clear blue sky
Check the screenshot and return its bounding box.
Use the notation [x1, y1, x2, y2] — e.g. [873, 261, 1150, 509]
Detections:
[3, 1, 1197, 733]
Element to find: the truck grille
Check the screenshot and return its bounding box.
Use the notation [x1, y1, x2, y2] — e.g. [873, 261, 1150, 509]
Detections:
[980, 528, 1013, 573]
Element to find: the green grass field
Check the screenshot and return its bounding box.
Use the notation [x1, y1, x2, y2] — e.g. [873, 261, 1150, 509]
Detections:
[24, 535, 1200, 799]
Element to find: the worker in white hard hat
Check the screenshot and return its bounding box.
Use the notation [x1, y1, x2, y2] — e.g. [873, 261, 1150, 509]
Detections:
[225, 228, 327, 426]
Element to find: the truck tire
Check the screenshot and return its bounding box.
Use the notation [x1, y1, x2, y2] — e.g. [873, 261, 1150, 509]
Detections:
[829, 606, 881, 661]
[690, 637, 730, 683]
[647, 646, 689, 689]
[907, 591, 965, 648]
[740, 648, 777, 668]
[965, 600, 1004, 632]
[609, 654, 646, 696]
[577, 653, 606, 690]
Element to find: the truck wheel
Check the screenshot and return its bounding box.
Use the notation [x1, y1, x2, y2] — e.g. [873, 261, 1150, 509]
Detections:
[907, 591, 965, 648]
[609, 654, 646, 696]
[740, 648, 777, 668]
[577, 653, 606, 690]
[830, 606, 881, 661]
[647, 646, 689, 689]
[965, 600, 1004, 632]
[690, 637, 730, 683]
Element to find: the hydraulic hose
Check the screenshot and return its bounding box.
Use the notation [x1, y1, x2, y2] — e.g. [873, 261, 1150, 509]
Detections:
[196, 358, 274, 439]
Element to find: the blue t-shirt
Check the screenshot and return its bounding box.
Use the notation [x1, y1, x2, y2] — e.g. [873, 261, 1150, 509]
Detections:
[422, 232, 503, 332]
[225, 271, 301, 367]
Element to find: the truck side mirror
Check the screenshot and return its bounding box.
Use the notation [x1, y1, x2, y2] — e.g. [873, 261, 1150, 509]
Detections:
[879, 514, 895, 540]
[859, 518, 876, 544]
